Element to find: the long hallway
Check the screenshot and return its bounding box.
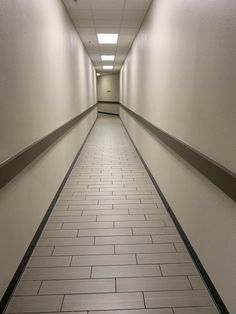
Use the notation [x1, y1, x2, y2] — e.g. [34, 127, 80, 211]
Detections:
[5, 115, 219, 314]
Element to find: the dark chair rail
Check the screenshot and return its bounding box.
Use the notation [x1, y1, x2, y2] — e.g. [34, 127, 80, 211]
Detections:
[0, 104, 97, 189]
[119, 103, 236, 201]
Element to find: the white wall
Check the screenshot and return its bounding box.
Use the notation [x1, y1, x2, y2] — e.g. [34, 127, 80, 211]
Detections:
[97, 74, 119, 102]
[0, 0, 97, 299]
[120, 0, 236, 312]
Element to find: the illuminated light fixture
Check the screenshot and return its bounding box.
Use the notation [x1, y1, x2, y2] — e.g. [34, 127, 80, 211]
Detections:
[96, 73, 101, 76]
[97, 33, 118, 44]
[101, 55, 115, 61]
[103, 65, 113, 70]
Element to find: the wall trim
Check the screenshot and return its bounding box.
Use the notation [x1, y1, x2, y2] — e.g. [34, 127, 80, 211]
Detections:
[98, 111, 119, 116]
[98, 101, 120, 104]
[119, 103, 236, 201]
[120, 116, 229, 314]
[0, 104, 98, 190]
[0, 116, 97, 313]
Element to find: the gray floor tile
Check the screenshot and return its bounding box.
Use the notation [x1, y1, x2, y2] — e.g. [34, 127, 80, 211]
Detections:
[72, 254, 136, 266]
[188, 275, 207, 289]
[95, 235, 152, 245]
[13, 281, 41, 296]
[115, 243, 176, 254]
[21, 266, 91, 280]
[133, 227, 177, 235]
[80, 191, 113, 196]
[99, 199, 141, 205]
[32, 247, 54, 257]
[37, 236, 94, 246]
[6, 295, 63, 313]
[69, 204, 113, 210]
[16, 312, 87, 314]
[114, 204, 158, 209]
[117, 276, 191, 292]
[79, 228, 132, 236]
[83, 209, 129, 215]
[173, 307, 218, 314]
[160, 263, 198, 276]
[129, 208, 166, 215]
[62, 221, 113, 230]
[51, 210, 82, 216]
[27, 256, 71, 268]
[152, 234, 182, 243]
[53, 245, 114, 256]
[41, 230, 77, 238]
[174, 242, 188, 252]
[86, 195, 126, 200]
[97, 215, 145, 221]
[57, 200, 98, 205]
[144, 290, 214, 308]
[44, 223, 63, 230]
[48, 215, 96, 222]
[146, 214, 171, 220]
[89, 310, 173, 314]
[115, 220, 166, 228]
[39, 278, 115, 295]
[62, 292, 144, 311]
[53, 205, 68, 211]
[137, 252, 191, 264]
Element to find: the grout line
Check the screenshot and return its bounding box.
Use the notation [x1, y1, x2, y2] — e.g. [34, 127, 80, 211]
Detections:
[60, 294, 65, 312]
[187, 275, 194, 290]
[37, 281, 43, 296]
[69, 256, 73, 267]
[142, 291, 147, 308]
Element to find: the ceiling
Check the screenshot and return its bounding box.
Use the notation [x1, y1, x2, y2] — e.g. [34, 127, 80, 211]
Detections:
[62, 0, 153, 73]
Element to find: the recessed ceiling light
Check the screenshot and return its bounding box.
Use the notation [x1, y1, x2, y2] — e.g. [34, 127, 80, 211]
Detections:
[97, 34, 118, 44]
[96, 73, 101, 76]
[103, 65, 113, 70]
[101, 55, 115, 61]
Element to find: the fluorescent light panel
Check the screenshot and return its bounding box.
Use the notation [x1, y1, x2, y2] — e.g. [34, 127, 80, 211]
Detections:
[97, 33, 118, 44]
[103, 65, 113, 69]
[96, 73, 101, 76]
[101, 55, 115, 61]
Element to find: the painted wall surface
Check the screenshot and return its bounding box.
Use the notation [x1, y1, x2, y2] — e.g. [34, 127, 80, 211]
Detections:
[120, 0, 236, 312]
[98, 103, 120, 115]
[0, 0, 97, 299]
[97, 74, 120, 102]
[0, 0, 97, 163]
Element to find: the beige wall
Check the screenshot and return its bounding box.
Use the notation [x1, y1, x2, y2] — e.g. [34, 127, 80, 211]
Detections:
[98, 103, 120, 115]
[120, 0, 236, 312]
[97, 74, 120, 102]
[0, 0, 97, 298]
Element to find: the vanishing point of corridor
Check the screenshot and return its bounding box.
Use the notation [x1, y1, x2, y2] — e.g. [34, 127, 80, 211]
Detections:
[5, 115, 219, 314]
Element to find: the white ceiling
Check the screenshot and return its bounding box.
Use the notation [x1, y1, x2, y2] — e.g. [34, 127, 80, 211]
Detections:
[62, 0, 153, 73]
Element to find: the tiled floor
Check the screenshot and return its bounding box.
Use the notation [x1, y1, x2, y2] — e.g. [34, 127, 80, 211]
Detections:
[5, 114, 220, 314]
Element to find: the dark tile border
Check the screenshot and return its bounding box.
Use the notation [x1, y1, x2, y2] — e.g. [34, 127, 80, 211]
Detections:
[120, 114, 229, 314]
[0, 116, 98, 313]
[98, 111, 119, 116]
[119, 103, 236, 201]
[98, 101, 120, 104]
[0, 104, 98, 189]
